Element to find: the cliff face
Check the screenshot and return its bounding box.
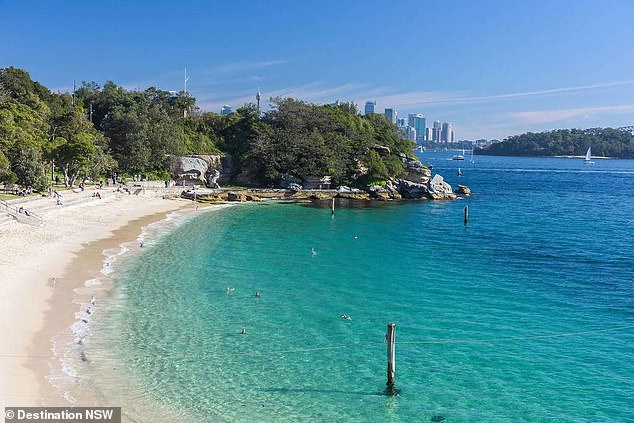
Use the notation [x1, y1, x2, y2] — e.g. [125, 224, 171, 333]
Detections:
[170, 155, 233, 187]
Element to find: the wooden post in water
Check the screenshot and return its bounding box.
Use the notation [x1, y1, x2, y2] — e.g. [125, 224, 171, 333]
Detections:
[386, 323, 396, 393]
[331, 198, 335, 215]
[464, 206, 469, 225]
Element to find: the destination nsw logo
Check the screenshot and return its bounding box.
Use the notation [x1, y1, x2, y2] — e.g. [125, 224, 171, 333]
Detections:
[4, 407, 121, 422]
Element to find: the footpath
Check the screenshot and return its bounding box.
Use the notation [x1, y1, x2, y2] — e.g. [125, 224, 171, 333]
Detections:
[0, 182, 184, 227]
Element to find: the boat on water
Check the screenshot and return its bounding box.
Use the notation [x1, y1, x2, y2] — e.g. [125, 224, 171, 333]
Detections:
[584, 147, 594, 164]
[452, 149, 465, 160]
[470, 144, 475, 163]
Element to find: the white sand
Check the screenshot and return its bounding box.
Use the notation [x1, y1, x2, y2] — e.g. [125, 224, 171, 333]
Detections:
[0, 190, 193, 409]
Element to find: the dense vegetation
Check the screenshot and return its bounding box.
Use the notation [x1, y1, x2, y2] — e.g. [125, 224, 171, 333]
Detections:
[0, 67, 414, 191]
[482, 128, 634, 158]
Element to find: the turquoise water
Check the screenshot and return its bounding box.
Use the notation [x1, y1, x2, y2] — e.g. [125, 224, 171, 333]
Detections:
[89, 153, 634, 422]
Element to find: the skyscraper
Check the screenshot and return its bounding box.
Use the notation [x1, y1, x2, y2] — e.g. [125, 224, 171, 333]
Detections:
[432, 120, 442, 142]
[441, 122, 453, 144]
[365, 101, 376, 115]
[425, 127, 433, 142]
[407, 113, 417, 127]
[384, 107, 397, 124]
[397, 118, 406, 128]
[414, 114, 426, 143]
[406, 126, 417, 141]
[220, 105, 233, 115]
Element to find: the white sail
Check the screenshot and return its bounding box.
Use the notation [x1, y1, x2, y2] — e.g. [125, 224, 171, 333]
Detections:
[584, 147, 594, 164]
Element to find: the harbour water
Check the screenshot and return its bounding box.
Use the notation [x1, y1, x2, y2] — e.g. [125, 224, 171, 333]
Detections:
[79, 152, 633, 422]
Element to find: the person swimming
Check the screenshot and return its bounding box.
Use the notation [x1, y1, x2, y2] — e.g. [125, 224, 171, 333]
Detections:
[311, 248, 317, 256]
[226, 287, 235, 292]
[340, 314, 352, 320]
[255, 291, 261, 298]
[241, 328, 247, 335]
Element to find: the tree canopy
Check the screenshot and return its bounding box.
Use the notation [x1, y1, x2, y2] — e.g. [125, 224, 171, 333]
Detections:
[483, 128, 634, 158]
[0, 67, 415, 189]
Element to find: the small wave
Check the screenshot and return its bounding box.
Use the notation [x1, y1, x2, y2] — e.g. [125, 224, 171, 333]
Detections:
[84, 278, 101, 287]
[101, 245, 129, 275]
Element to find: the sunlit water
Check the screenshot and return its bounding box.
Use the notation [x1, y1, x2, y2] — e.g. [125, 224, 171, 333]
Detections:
[81, 152, 634, 422]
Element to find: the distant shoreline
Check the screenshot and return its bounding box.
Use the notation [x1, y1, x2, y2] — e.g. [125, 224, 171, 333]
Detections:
[552, 155, 612, 159]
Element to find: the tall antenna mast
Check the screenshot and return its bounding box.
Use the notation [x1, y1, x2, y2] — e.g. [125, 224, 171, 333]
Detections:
[256, 87, 261, 116]
[184, 67, 190, 95]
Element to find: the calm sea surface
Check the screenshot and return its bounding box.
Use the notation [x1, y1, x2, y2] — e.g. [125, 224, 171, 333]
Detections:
[85, 152, 634, 422]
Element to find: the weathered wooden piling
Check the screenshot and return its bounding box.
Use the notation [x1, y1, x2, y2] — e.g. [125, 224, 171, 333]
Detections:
[386, 323, 396, 392]
[464, 206, 469, 225]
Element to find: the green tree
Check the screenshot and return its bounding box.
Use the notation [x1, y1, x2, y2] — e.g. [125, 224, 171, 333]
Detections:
[12, 146, 48, 190]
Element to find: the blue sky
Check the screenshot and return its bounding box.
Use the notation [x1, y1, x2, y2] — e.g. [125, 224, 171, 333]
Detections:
[2, 0, 634, 139]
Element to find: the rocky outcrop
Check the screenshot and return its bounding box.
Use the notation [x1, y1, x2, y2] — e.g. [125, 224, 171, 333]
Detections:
[396, 179, 429, 199]
[302, 175, 332, 190]
[398, 153, 431, 184]
[427, 174, 457, 200]
[227, 191, 246, 202]
[170, 155, 232, 187]
[454, 185, 471, 196]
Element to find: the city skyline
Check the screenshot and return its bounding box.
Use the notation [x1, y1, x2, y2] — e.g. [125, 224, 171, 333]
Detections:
[2, 1, 634, 139]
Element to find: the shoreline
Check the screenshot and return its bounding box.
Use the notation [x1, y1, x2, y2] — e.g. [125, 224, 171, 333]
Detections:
[0, 191, 194, 410]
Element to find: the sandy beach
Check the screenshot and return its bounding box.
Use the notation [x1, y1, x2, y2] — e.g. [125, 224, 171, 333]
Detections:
[0, 188, 193, 410]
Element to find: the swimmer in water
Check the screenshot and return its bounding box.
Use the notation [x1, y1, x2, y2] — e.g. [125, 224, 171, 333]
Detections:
[226, 287, 234, 292]
[340, 314, 352, 320]
[311, 248, 317, 256]
[255, 291, 261, 298]
[241, 328, 247, 335]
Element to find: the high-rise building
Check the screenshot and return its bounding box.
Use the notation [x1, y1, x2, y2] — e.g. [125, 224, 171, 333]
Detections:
[397, 118, 406, 128]
[220, 105, 233, 115]
[441, 122, 453, 144]
[407, 113, 417, 127]
[406, 126, 417, 141]
[432, 120, 442, 142]
[365, 101, 376, 115]
[425, 127, 433, 142]
[384, 108, 397, 124]
[414, 114, 426, 143]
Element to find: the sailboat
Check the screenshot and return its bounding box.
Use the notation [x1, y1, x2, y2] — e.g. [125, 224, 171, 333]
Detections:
[470, 144, 475, 163]
[584, 147, 594, 164]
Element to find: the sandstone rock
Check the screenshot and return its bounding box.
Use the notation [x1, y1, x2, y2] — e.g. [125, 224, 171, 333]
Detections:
[302, 175, 332, 190]
[245, 194, 261, 202]
[309, 192, 332, 200]
[385, 180, 402, 199]
[336, 191, 370, 200]
[207, 169, 221, 188]
[429, 174, 453, 195]
[227, 191, 246, 202]
[454, 184, 471, 196]
[368, 185, 390, 201]
[396, 179, 429, 199]
[170, 155, 231, 187]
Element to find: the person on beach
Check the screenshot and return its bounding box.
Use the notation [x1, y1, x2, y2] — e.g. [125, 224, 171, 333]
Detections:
[90, 296, 96, 305]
